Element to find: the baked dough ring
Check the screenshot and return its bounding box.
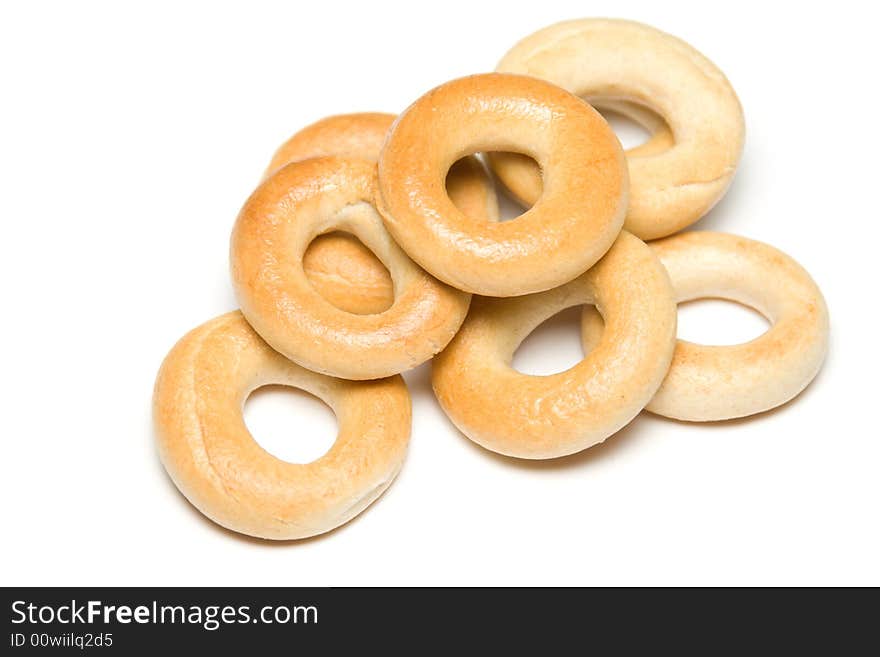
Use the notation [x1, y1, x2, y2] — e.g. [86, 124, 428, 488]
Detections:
[265, 112, 396, 177]
[492, 18, 745, 240]
[432, 231, 676, 459]
[153, 312, 411, 540]
[580, 232, 830, 421]
[378, 73, 628, 297]
[231, 156, 471, 380]
[266, 113, 498, 314]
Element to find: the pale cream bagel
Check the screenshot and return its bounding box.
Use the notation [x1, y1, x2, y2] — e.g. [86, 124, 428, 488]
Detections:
[231, 156, 471, 380]
[378, 73, 628, 297]
[266, 112, 498, 314]
[432, 231, 676, 459]
[492, 18, 745, 240]
[580, 232, 830, 421]
[153, 312, 411, 540]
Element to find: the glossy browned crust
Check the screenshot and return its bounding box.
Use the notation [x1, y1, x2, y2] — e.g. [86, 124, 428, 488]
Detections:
[231, 157, 471, 379]
[432, 231, 676, 458]
[378, 73, 628, 297]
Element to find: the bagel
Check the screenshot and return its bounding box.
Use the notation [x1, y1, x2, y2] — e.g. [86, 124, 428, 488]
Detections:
[492, 18, 745, 240]
[580, 232, 830, 421]
[231, 156, 471, 380]
[153, 312, 411, 540]
[266, 112, 498, 314]
[265, 112, 396, 178]
[378, 73, 628, 297]
[432, 231, 676, 459]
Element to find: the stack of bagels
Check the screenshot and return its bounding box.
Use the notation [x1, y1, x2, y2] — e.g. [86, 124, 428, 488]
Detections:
[153, 19, 829, 540]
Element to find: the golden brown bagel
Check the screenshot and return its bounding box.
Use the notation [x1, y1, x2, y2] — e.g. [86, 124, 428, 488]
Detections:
[231, 156, 471, 380]
[580, 232, 830, 421]
[432, 231, 676, 459]
[265, 113, 396, 177]
[492, 18, 745, 240]
[378, 73, 629, 297]
[153, 312, 411, 540]
[266, 113, 498, 314]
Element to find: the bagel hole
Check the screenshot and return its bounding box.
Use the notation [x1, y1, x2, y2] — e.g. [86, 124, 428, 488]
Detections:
[512, 306, 586, 375]
[446, 154, 529, 222]
[303, 231, 394, 314]
[494, 179, 530, 222]
[677, 299, 770, 345]
[458, 152, 536, 221]
[592, 107, 654, 150]
[587, 100, 673, 153]
[244, 385, 337, 464]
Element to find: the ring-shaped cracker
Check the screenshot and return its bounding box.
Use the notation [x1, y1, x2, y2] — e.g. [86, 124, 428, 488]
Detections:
[432, 231, 676, 459]
[231, 157, 471, 380]
[581, 232, 830, 421]
[153, 312, 411, 540]
[492, 18, 745, 240]
[378, 73, 628, 297]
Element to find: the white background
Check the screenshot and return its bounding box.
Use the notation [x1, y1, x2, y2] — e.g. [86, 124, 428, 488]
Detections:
[2, 1, 878, 586]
